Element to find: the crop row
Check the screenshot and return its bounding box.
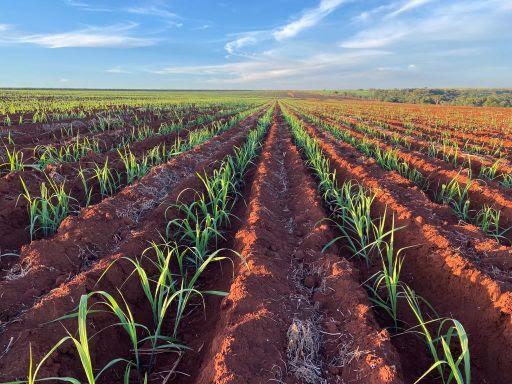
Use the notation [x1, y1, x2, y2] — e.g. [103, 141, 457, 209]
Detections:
[292, 101, 512, 181]
[285, 103, 512, 383]
[0, 104, 265, 258]
[0, 103, 257, 174]
[283, 104, 470, 383]
[285, 102, 512, 246]
[319, 98, 512, 136]
[0, 106, 271, 382]
[0, 89, 268, 126]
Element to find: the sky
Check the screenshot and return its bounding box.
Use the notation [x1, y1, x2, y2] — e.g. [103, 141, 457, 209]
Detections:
[0, 0, 511, 89]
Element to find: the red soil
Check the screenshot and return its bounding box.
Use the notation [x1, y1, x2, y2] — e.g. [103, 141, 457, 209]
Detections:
[290, 109, 512, 383]
[319, 98, 512, 147]
[0, 111, 265, 381]
[0, 100, 508, 384]
[0, 107, 194, 149]
[302, 109, 512, 239]
[0, 108, 244, 256]
[313, 108, 512, 180]
[177, 108, 402, 384]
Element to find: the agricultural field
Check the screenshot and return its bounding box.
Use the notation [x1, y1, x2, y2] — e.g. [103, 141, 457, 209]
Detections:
[1, 89, 512, 384]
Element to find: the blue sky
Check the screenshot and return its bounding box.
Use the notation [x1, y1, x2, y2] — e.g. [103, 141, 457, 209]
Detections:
[0, 0, 511, 89]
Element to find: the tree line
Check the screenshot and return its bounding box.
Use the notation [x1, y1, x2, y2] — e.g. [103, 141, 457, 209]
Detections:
[326, 89, 512, 107]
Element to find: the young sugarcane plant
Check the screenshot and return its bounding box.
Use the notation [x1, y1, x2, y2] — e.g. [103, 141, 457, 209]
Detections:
[18, 176, 75, 239]
[324, 182, 382, 266]
[96, 241, 231, 377]
[118, 147, 150, 184]
[403, 287, 471, 384]
[501, 173, 512, 188]
[1, 145, 26, 173]
[475, 205, 512, 244]
[77, 166, 93, 207]
[91, 159, 120, 198]
[366, 216, 407, 330]
[436, 176, 472, 222]
[479, 159, 501, 181]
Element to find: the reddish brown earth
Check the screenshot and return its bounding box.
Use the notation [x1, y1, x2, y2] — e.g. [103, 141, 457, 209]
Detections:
[296, 108, 512, 239]
[0, 110, 265, 380]
[286, 107, 512, 383]
[308, 107, 512, 180]
[0, 105, 239, 177]
[0, 106, 406, 384]
[0, 106, 200, 149]
[173, 109, 402, 384]
[0, 107, 247, 256]
[0, 108, 148, 156]
[342, 115, 512, 228]
[0, 101, 509, 384]
[313, 100, 512, 152]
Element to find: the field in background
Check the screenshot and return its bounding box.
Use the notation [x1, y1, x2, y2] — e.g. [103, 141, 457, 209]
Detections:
[0, 90, 511, 384]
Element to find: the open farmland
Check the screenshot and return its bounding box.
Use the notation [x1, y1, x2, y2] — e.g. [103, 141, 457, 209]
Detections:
[1, 90, 512, 384]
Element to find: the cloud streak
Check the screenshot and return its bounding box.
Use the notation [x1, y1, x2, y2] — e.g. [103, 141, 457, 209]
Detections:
[126, 5, 179, 21]
[63, 0, 113, 12]
[385, 0, 434, 18]
[341, 0, 512, 49]
[273, 0, 346, 40]
[105, 67, 132, 74]
[1, 23, 157, 48]
[224, 0, 348, 55]
[154, 49, 390, 85]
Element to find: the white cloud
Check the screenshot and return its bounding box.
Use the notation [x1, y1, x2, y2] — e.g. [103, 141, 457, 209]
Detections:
[59, 78, 70, 82]
[64, 0, 88, 7]
[126, 5, 178, 20]
[386, 0, 434, 18]
[105, 67, 132, 74]
[154, 49, 390, 85]
[224, 0, 348, 55]
[341, 0, 512, 49]
[2, 23, 157, 48]
[273, 0, 347, 41]
[352, 3, 396, 23]
[224, 33, 260, 55]
[341, 25, 408, 48]
[376, 64, 418, 71]
[63, 0, 113, 12]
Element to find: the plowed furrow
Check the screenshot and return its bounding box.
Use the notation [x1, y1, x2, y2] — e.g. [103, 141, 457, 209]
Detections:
[0, 107, 200, 150]
[293, 114, 512, 383]
[311, 109, 512, 178]
[347, 112, 512, 157]
[291, 106, 512, 243]
[0, 108, 248, 254]
[336, 120, 512, 232]
[0, 110, 265, 354]
[0, 106, 228, 165]
[187, 107, 402, 384]
[316, 102, 512, 154]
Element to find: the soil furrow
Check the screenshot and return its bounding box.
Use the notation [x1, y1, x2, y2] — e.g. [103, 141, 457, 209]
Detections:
[0, 109, 266, 346]
[186, 107, 402, 384]
[286, 108, 512, 384]
[0, 108, 249, 254]
[315, 100, 512, 153]
[290, 105, 512, 242]
[0, 106, 204, 150]
[306, 107, 512, 179]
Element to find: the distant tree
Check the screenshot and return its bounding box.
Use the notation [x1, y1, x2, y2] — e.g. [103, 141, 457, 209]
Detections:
[323, 88, 512, 107]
